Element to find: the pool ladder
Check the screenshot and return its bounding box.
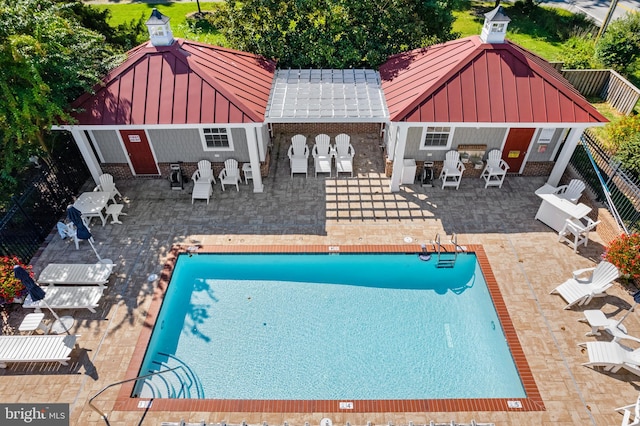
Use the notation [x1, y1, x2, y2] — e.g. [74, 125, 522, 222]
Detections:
[432, 233, 466, 268]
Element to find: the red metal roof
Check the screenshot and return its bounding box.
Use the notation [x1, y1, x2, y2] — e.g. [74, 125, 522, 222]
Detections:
[71, 40, 276, 125]
[379, 35, 607, 124]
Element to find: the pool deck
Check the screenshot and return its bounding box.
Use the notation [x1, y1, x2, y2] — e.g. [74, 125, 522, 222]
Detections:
[1, 137, 639, 426]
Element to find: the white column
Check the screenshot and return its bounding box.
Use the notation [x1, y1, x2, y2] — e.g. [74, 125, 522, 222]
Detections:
[547, 127, 583, 186]
[387, 124, 398, 161]
[70, 127, 102, 185]
[389, 125, 408, 192]
[247, 126, 264, 193]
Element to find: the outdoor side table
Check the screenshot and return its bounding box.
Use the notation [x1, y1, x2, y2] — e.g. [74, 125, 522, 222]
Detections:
[242, 163, 253, 184]
[50, 316, 75, 335]
[580, 309, 627, 338]
[18, 312, 49, 334]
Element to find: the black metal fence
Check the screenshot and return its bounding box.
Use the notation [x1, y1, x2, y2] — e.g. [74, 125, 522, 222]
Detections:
[570, 130, 640, 233]
[0, 134, 90, 262]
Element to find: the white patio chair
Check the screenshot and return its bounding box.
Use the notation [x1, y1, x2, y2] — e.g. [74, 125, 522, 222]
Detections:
[57, 221, 80, 250]
[334, 133, 355, 177]
[191, 160, 216, 184]
[558, 216, 600, 253]
[94, 173, 122, 203]
[218, 159, 241, 191]
[439, 150, 465, 189]
[480, 149, 509, 188]
[312, 134, 333, 177]
[616, 393, 640, 426]
[287, 134, 309, 177]
[554, 179, 585, 204]
[550, 260, 619, 309]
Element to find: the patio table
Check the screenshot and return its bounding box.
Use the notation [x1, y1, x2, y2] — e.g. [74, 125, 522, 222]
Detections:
[73, 191, 110, 227]
[534, 184, 591, 232]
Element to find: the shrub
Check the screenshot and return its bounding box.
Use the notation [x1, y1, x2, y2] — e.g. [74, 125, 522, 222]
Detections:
[595, 12, 640, 74]
[561, 33, 599, 69]
[604, 233, 640, 280]
[0, 256, 30, 304]
[607, 114, 640, 177]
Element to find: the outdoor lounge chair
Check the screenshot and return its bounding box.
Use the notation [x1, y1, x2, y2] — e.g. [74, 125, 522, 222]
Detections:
[218, 159, 241, 191]
[579, 340, 640, 377]
[37, 262, 114, 285]
[554, 179, 586, 204]
[334, 134, 355, 177]
[440, 150, 465, 189]
[288, 135, 309, 177]
[550, 260, 619, 309]
[0, 334, 78, 368]
[615, 394, 640, 426]
[558, 217, 601, 253]
[23, 285, 106, 313]
[312, 134, 333, 177]
[480, 149, 509, 188]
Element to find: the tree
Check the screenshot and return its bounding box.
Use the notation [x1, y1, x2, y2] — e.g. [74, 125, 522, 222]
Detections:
[211, 0, 458, 69]
[595, 12, 640, 75]
[0, 0, 124, 194]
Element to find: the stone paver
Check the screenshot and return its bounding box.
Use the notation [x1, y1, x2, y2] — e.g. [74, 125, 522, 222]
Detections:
[1, 134, 638, 426]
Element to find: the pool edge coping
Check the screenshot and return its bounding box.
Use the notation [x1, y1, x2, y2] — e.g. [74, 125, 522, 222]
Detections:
[114, 244, 545, 413]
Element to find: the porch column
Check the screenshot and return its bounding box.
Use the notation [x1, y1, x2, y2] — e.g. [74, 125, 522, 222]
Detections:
[547, 127, 583, 187]
[387, 124, 398, 161]
[247, 126, 264, 193]
[70, 127, 102, 185]
[389, 125, 408, 192]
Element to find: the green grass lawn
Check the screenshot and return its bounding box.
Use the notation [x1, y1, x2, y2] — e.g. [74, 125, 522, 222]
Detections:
[453, 1, 595, 61]
[92, 2, 226, 46]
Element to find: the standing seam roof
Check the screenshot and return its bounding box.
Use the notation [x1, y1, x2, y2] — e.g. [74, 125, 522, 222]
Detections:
[70, 40, 276, 126]
[379, 35, 607, 124]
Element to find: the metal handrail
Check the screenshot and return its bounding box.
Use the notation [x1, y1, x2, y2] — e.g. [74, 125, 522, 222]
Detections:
[450, 233, 466, 253]
[88, 366, 182, 426]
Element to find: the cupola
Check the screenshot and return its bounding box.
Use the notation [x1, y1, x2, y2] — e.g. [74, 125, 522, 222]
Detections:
[480, 6, 511, 44]
[145, 8, 174, 46]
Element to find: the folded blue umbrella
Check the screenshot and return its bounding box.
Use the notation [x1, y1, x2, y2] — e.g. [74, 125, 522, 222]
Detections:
[13, 265, 45, 302]
[67, 206, 92, 240]
[14, 265, 70, 334]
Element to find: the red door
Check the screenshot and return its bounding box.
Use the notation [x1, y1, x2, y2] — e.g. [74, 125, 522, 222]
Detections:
[502, 128, 535, 173]
[120, 130, 159, 175]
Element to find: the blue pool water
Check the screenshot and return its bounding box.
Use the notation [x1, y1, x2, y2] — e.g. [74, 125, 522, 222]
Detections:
[137, 253, 526, 400]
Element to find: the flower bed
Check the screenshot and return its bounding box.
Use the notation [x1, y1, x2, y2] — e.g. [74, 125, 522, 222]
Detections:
[0, 256, 30, 305]
[604, 233, 640, 285]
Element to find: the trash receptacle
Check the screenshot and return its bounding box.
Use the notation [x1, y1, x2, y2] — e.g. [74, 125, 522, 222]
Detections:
[169, 163, 183, 190]
[401, 159, 417, 184]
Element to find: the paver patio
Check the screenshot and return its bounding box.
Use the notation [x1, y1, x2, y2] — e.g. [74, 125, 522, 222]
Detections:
[0, 135, 638, 426]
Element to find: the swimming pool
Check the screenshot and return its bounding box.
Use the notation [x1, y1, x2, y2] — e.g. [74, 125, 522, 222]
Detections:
[135, 251, 528, 401]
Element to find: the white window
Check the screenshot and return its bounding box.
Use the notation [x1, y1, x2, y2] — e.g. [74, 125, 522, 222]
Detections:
[538, 128, 555, 144]
[200, 127, 233, 151]
[420, 126, 452, 150]
[491, 23, 505, 33]
[152, 26, 165, 37]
